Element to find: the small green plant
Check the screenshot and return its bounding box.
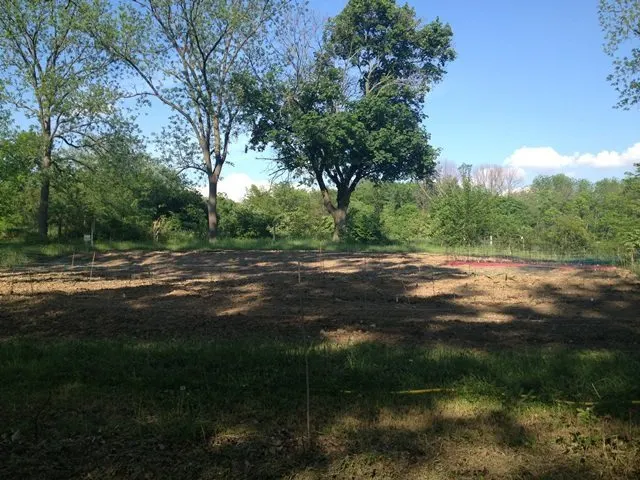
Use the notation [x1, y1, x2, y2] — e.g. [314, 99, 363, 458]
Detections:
[151, 215, 182, 243]
[0, 249, 27, 267]
[577, 407, 598, 426]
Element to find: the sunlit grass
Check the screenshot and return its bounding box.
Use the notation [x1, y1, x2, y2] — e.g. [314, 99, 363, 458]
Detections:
[0, 236, 625, 268]
[2, 340, 639, 414]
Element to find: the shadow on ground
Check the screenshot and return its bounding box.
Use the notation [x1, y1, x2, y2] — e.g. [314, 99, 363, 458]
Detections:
[1, 250, 640, 478]
[1, 250, 639, 349]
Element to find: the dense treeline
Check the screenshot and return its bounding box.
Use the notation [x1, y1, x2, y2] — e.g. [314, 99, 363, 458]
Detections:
[221, 163, 640, 257]
[0, 0, 639, 259]
[3, 115, 638, 259]
[0, 128, 206, 242]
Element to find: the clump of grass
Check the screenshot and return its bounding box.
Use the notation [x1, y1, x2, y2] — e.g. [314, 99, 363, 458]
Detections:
[37, 243, 77, 257]
[0, 248, 28, 267]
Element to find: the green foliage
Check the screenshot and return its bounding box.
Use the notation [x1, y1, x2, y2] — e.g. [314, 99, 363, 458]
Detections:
[541, 214, 593, 254]
[0, 0, 118, 136]
[488, 196, 531, 248]
[599, 0, 640, 108]
[248, 0, 455, 239]
[3, 125, 640, 261]
[52, 134, 206, 241]
[217, 184, 333, 240]
[345, 201, 383, 243]
[0, 0, 123, 237]
[429, 166, 493, 246]
[0, 130, 206, 242]
[621, 228, 640, 262]
[381, 202, 429, 242]
[0, 131, 41, 237]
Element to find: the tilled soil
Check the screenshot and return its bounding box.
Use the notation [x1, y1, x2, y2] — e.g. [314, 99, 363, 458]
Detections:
[1, 250, 638, 349]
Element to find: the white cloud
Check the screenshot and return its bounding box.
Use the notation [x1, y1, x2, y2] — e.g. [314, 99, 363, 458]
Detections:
[504, 146, 574, 169]
[504, 142, 640, 170]
[198, 173, 269, 202]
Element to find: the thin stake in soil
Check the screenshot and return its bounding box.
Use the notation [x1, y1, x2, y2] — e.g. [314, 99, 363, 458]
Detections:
[363, 257, 368, 312]
[298, 260, 301, 284]
[8, 269, 15, 296]
[305, 346, 311, 446]
[297, 280, 312, 448]
[89, 252, 96, 280]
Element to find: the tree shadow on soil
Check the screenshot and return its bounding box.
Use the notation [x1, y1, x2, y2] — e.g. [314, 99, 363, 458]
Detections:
[1, 250, 639, 349]
[1, 340, 639, 478]
[1, 251, 640, 478]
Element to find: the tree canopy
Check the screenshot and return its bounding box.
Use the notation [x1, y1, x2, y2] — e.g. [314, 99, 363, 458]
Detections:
[249, 0, 455, 239]
[0, 0, 122, 238]
[95, 0, 288, 240]
[599, 0, 640, 108]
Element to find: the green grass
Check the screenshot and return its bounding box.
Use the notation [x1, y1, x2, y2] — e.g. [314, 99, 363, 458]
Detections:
[2, 237, 638, 476]
[1, 339, 640, 478]
[0, 236, 626, 268]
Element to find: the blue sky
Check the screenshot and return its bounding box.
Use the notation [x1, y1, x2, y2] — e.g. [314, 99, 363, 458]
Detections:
[421, 0, 638, 180]
[187, 0, 638, 199]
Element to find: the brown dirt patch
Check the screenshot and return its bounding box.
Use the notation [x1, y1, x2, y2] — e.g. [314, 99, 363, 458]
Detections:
[1, 250, 638, 349]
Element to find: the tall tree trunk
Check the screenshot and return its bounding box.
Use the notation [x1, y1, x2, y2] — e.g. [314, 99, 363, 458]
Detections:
[37, 147, 52, 241]
[207, 162, 223, 242]
[320, 184, 350, 242]
[331, 207, 347, 241]
[207, 174, 218, 241]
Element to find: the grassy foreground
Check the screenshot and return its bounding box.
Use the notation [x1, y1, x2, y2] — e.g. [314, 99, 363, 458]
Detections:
[1, 241, 638, 477]
[1, 339, 639, 479]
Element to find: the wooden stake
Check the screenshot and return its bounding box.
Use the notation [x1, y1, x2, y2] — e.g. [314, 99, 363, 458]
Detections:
[298, 260, 301, 284]
[89, 252, 96, 280]
[305, 347, 311, 445]
[298, 280, 311, 447]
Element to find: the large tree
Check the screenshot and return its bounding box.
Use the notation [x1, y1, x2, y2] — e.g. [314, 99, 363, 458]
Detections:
[599, 0, 640, 108]
[249, 0, 455, 240]
[0, 0, 120, 239]
[95, 0, 286, 241]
